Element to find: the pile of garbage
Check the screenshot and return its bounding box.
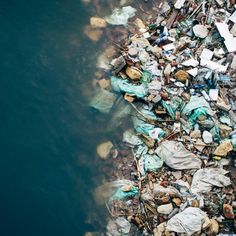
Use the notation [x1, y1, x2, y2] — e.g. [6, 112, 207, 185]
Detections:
[89, 0, 236, 235]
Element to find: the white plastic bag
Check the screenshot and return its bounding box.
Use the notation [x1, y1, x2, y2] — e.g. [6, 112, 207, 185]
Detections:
[190, 168, 231, 194]
[166, 207, 208, 235]
[155, 141, 202, 170]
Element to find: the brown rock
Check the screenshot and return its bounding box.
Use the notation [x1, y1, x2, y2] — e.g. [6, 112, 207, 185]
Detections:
[124, 93, 135, 103]
[205, 219, 219, 236]
[175, 70, 189, 82]
[84, 25, 103, 42]
[134, 18, 146, 29]
[214, 140, 233, 157]
[126, 67, 142, 80]
[98, 79, 110, 89]
[191, 200, 200, 207]
[90, 17, 107, 28]
[96, 141, 113, 160]
[151, 46, 163, 58]
[172, 198, 182, 206]
[219, 124, 232, 138]
[190, 130, 201, 139]
[223, 204, 235, 219]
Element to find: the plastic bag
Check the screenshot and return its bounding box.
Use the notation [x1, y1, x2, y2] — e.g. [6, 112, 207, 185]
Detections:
[155, 141, 202, 170]
[105, 6, 136, 26]
[191, 168, 231, 194]
[182, 96, 212, 118]
[144, 154, 164, 172]
[132, 108, 165, 140]
[107, 217, 131, 236]
[122, 129, 143, 146]
[111, 185, 138, 200]
[166, 207, 208, 235]
[111, 76, 147, 98]
[107, 97, 132, 131]
[94, 179, 134, 204]
[89, 88, 117, 113]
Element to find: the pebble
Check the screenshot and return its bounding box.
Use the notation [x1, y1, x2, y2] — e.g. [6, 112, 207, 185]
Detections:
[214, 140, 233, 157]
[174, 70, 189, 82]
[202, 131, 213, 144]
[90, 17, 107, 28]
[126, 67, 142, 80]
[157, 203, 173, 215]
[193, 24, 209, 38]
[223, 204, 235, 219]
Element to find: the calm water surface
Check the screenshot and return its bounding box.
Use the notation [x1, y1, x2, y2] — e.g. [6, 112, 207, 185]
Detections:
[0, 0, 111, 235]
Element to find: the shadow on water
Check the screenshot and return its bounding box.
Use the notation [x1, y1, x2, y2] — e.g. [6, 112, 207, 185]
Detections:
[0, 0, 112, 235]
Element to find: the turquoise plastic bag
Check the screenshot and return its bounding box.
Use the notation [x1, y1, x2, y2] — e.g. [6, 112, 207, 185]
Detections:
[111, 186, 138, 200]
[111, 76, 147, 98]
[144, 154, 164, 172]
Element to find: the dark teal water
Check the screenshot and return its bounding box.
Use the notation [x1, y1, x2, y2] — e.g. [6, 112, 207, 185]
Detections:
[0, 1, 107, 235]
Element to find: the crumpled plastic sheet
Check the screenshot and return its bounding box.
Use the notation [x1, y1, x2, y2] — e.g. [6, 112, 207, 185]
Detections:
[182, 95, 212, 118]
[166, 207, 208, 235]
[155, 141, 202, 170]
[111, 76, 147, 98]
[111, 185, 138, 200]
[132, 107, 165, 140]
[122, 129, 143, 146]
[107, 217, 131, 236]
[153, 184, 181, 197]
[190, 168, 231, 194]
[105, 6, 136, 26]
[144, 154, 164, 173]
[89, 88, 117, 113]
[94, 179, 134, 204]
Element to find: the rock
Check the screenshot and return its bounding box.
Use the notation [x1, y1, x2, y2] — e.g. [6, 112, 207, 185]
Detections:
[174, 70, 189, 82]
[202, 131, 213, 144]
[172, 171, 182, 180]
[216, 97, 231, 111]
[153, 222, 167, 236]
[193, 25, 209, 38]
[134, 18, 146, 29]
[230, 23, 236, 37]
[124, 93, 135, 103]
[126, 67, 142, 80]
[202, 217, 211, 230]
[84, 25, 103, 42]
[194, 139, 206, 152]
[90, 17, 107, 28]
[128, 47, 138, 57]
[164, 64, 172, 76]
[172, 198, 182, 207]
[110, 56, 126, 73]
[84, 233, 93, 236]
[223, 204, 235, 219]
[219, 124, 232, 138]
[151, 46, 163, 58]
[96, 141, 114, 159]
[157, 203, 173, 215]
[191, 199, 200, 207]
[98, 79, 110, 89]
[213, 140, 233, 157]
[205, 219, 219, 236]
[190, 130, 201, 139]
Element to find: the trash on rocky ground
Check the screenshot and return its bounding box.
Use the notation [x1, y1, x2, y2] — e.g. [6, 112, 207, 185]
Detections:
[88, 0, 236, 234]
